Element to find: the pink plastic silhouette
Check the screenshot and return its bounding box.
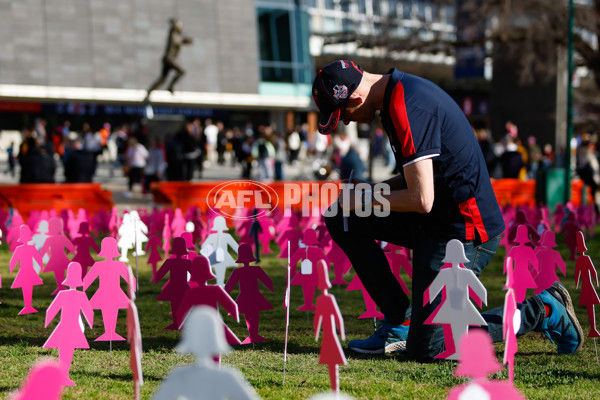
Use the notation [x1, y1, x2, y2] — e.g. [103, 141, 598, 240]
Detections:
[177, 256, 241, 345]
[383, 242, 412, 295]
[7, 210, 25, 252]
[83, 237, 135, 341]
[151, 306, 260, 400]
[576, 205, 595, 238]
[145, 233, 163, 282]
[154, 237, 192, 329]
[40, 218, 76, 296]
[109, 207, 121, 239]
[10, 225, 44, 315]
[552, 203, 566, 232]
[71, 222, 100, 279]
[503, 256, 521, 385]
[225, 244, 274, 344]
[534, 230, 567, 294]
[162, 213, 172, 256]
[11, 359, 65, 400]
[171, 208, 187, 238]
[574, 231, 600, 338]
[506, 225, 539, 302]
[424, 240, 487, 360]
[447, 330, 525, 400]
[314, 260, 347, 393]
[561, 212, 582, 260]
[507, 210, 540, 247]
[537, 206, 552, 234]
[290, 229, 331, 311]
[180, 231, 199, 260]
[31, 219, 50, 274]
[322, 231, 351, 285]
[43, 262, 94, 386]
[201, 216, 240, 287]
[346, 274, 384, 319]
[277, 227, 303, 261]
[126, 265, 143, 400]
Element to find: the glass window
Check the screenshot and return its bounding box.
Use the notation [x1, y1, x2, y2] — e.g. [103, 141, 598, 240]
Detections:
[372, 0, 381, 16]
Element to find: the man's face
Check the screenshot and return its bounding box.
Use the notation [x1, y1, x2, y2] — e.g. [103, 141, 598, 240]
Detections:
[341, 98, 377, 125]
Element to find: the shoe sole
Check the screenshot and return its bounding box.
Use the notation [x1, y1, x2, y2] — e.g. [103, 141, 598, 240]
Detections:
[348, 341, 406, 355]
[551, 282, 584, 354]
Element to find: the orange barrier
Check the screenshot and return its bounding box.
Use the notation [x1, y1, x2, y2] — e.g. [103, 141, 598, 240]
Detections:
[0, 183, 114, 217]
[153, 179, 593, 212]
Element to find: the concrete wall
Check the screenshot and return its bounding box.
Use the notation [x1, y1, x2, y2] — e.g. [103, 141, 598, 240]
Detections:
[0, 0, 260, 94]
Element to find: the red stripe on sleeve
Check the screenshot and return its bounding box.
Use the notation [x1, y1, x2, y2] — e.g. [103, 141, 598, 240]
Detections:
[459, 197, 489, 242]
[389, 83, 416, 157]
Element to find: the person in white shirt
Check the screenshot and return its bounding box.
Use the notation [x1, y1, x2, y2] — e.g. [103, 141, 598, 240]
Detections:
[125, 137, 149, 196]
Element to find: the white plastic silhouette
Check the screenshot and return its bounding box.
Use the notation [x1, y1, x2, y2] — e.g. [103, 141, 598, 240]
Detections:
[151, 306, 260, 400]
[201, 216, 240, 287]
[43, 262, 94, 386]
[424, 239, 487, 360]
[118, 213, 135, 262]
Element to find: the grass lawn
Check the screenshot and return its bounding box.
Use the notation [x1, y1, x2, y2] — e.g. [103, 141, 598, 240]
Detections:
[1, 230, 599, 399]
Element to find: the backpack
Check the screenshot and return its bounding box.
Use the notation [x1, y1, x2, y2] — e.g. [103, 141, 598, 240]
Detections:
[257, 141, 268, 159]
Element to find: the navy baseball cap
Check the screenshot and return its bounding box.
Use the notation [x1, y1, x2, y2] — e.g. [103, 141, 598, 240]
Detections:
[312, 60, 363, 135]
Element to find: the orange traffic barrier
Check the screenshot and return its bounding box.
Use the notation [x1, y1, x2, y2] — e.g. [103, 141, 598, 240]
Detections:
[0, 183, 114, 217]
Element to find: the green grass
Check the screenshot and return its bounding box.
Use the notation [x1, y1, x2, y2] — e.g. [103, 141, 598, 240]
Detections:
[1, 232, 600, 399]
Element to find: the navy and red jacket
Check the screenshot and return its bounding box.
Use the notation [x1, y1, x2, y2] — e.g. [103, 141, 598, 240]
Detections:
[379, 69, 504, 244]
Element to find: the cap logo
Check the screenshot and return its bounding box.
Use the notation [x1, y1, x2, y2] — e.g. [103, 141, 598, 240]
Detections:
[332, 84, 348, 100]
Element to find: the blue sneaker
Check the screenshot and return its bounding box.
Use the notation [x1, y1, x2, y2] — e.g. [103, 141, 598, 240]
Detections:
[348, 318, 409, 354]
[536, 282, 584, 355]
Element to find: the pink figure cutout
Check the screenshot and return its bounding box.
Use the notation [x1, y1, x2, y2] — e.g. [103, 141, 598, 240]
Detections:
[43, 262, 94, 386]
[7, 210, 25, 252]
[151, 306, 260, 400]
[109, 207, 121, 239]
[576, 205, 595, 238]
[424, 240, 487, 360]
[126, 265, 144, 400]
[383, 242, 412, 295]
[290, 229, 331, 311]
[11, 360, 66, 400]
[180, 231, 199, 260]
[314, 260, 347, 394]
[71, 222, 100, 278]
[552, 203, 567, 233]
[503, 256, 521, 385]
[322, 231, 351, 285]
[145, 233, 163, 283]
[574, 231, 600, 338]
[507, 209, 540, 247]
[162, 213, 172, 256]
[225, 244, 274, 344]
[346, 274, 384, 319]
[177, 256, 241, 345]
[31, 219, 50, 274]
[277, 227, 303, 261]
[505, 225, 539, 302]
[171, 208, 187, 238]
[40, 218, 76, 296]
[83, 237, 135, 341]
[534, 230, 567, 294]
[154, 237, 192, 330]
[275, 209, 299, 242]
[537, 206, 552, 234]
[447, 330, 525, 400]
[10, 225, 44, 315]
[561, 212, 582, 260]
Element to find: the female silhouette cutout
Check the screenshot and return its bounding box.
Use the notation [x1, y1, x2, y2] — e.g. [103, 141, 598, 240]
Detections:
[176, 256, 241, 345]
[162, 213, 172, 255]
[10, 225, 44, 314]
[506, 225, 539, 302]
[534, 230, 567, 294]
[201, 216, 239, 287]
[314, 260, 346, 393]
[290, 229, 331, 311]
[145, 228, 164, 282]
[44, 262, 94, 386]
[225, 244, 273, 344]
[562, 212, 582, 260]
[12, 360, 65, 400]
[72, 222, 100, 278]
[154, 237, 192, 329]
[424, 239, 487, 360]
[503, 256, 521, 385]
[574, 231, 600, 338]
[41, 218, 76, 295]
[84, 237, 135, 341]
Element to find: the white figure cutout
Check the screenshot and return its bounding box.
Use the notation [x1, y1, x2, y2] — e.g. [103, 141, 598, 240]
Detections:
[201, 216, 239, 287]
[118, 213, 135, 262]
[130, 210, 148, 256]
[30, 219, 50, 274]
[43, 262, 94, 386]
[424, 239, 487, 360]
[151, 306, 260, 400]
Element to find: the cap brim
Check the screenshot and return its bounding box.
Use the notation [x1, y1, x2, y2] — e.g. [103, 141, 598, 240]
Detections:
[318, 108, 341, 135]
